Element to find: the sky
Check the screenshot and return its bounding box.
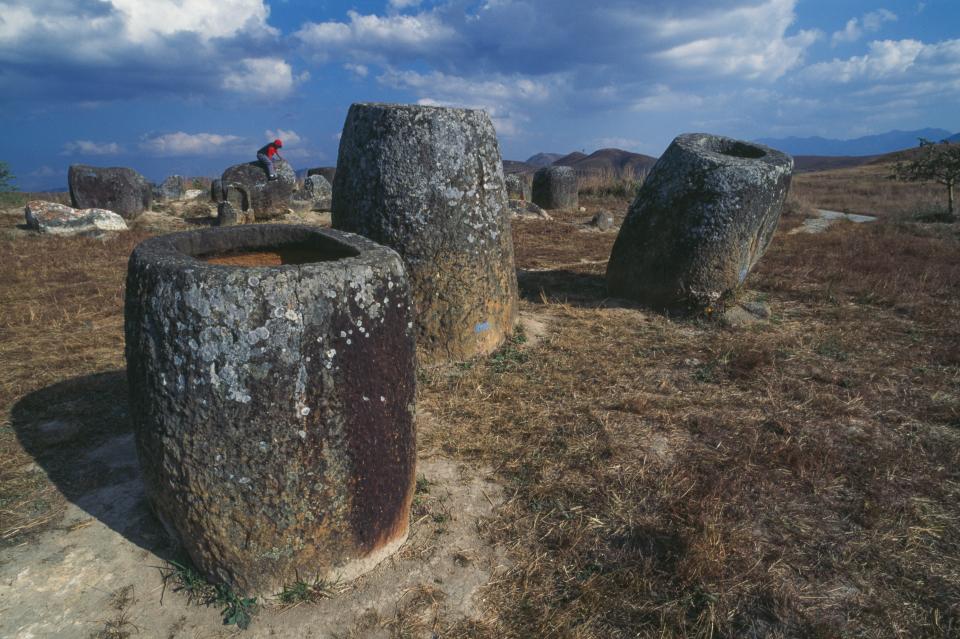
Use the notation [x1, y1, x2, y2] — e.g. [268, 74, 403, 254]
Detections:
[0, 0, 957, 190]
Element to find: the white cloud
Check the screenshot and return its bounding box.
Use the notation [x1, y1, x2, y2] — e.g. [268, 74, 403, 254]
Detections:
[265, 129, 301, 145]
[801, 38, 957, 83]
[0, 0, 297, 102]
[221, 58, 297, 97]
[344, 63, 369, 78]
[61, 140, 123, 155]
[140, 132, 244, 156]
[631, 85, 706, 112]
[831, 9, 897, 46]
[295, 10, 456, 63]
[388, 0, 422, 8]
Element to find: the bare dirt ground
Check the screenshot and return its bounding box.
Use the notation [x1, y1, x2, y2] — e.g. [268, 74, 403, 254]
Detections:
[2, 173, 960, 637]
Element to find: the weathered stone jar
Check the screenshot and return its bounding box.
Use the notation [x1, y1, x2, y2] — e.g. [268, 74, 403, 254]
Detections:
[332, 102, 518, 363]
[532, 165, 578, 210]
[606, 133, 793, 312]
[125, 225, 417, 597]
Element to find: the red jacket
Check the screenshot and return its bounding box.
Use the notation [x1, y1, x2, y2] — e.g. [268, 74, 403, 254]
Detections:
[258, 142, 281, 158]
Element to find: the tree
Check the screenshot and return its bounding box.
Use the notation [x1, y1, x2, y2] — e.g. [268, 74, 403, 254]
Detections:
[892, 138, 960, 220]
[0, 161, 15, 192]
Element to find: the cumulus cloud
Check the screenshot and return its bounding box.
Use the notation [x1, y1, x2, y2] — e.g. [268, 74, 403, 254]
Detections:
[265, 129, 302, 145]
[831, 9, 897, 46]
[0, 0, 297, 102]
[801, 38, 959, 83]
[140, 132, 244, 156]
[60, 140, 123, 155]
[222, 58, 299, 97]
[295, 0, 818, 135]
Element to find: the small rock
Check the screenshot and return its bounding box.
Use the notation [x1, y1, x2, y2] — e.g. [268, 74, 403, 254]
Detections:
[579, 206, 587, 213]
[509, 199, 552, 220]
[589, 210, 614, 231]
[25, 200, 128, 236]
[740, 300, 770, 319]
[183, 189, 204, 200]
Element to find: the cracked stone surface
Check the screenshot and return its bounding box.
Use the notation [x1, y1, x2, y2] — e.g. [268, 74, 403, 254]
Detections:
[332, 102, 518, 363]
[124, 224, 417, 597]
[607, 133, 793, 313]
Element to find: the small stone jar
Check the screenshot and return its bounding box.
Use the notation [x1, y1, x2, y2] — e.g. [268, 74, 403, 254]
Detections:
[125, 224, 416, 597]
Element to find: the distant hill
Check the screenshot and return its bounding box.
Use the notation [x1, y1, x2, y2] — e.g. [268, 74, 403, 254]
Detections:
[509, 148, 657, 180]
[526, 153, 565, 168]
[949, 133, 960, 143]
[792, 155, 879, 173]
[756, 128, 955, 157]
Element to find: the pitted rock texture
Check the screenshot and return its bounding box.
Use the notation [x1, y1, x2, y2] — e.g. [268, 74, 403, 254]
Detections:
[125, 225, 417, 597]
[308, 166, 337, 185]
[68, 164, 152, 219]
[216, 200, 253, 226]
[532, 165, 578, 210]
[606, 133, 793, 313]
[332, 102, 518, 363]
[505, 173, 531, 201]
[24, 200, 128, 235]
[220, 158, 296, 220]
[158, 175, 185, 201]
[301, 174, 333, 211]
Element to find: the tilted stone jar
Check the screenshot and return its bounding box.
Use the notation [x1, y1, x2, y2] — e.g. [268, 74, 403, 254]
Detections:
[606, 133, 793, 313]
[125, 224, 416, 597]
[332, 102, 518, 363]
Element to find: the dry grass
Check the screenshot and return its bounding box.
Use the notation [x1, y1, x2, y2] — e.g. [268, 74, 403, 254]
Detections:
[791, 162, 946, 219]
[1, 171, 959, 637]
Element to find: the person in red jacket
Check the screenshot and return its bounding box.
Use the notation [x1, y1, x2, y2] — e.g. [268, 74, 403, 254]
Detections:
[257, 139, 284, 180]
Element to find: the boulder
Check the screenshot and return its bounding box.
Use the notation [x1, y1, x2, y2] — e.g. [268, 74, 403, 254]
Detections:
[505, 173, 531, 201]
[606, 133, 793, 312]
[125, 224, 416, 597]
[158, 175, 185, 201]
[307, 167, 337, 184]
[332, 102, 518, 363]
[210, 178, 223, 203]
[68, 164, 152, 219]
[532, 165, 578, 210]
[508, 199, 552, 220]
[220, 158, 296, 220]
[183, 189, 204, 200]
[303, 174, 332, 210]
[24, 200, 128, 236]
[589, 210, 614, 231]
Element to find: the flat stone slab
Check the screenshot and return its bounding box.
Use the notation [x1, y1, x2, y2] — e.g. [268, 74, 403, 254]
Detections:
[790, 209, 877, 234]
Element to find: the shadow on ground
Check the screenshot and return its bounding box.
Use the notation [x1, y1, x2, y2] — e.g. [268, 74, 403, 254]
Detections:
[518, 268, 642, 310]
[10, 370, 175, 559]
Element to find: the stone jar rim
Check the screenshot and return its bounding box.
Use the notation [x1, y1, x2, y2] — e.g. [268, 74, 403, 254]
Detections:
[129, 224, 402, 275]
[673, 133, 793, 169]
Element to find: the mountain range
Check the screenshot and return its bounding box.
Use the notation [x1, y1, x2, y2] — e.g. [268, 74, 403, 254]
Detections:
[755, 128, 957, 157]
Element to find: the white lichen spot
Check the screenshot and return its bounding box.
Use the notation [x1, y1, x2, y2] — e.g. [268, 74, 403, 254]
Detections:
[362, 395, 369, 401]
[300, 407, 311, 416]
[380, 396, 386, 402]
[258, 441, 269, 453]
[340, 331, 347, 338]
[298, 430, 307, 439]
[285, 309, 300, 322]
[238, 477, 251, 485]
[346, 339, 352, 345]
[248, 276, 260, 287]
[326, 348, 336, 359]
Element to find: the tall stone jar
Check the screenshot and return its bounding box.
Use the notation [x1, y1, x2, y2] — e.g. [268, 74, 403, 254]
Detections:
[125, 224, 417, 597]
[332, 103, 518, 363]
[606, 133, 793, 313]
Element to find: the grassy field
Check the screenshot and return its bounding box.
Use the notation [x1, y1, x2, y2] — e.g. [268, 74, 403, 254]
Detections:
[1, 167, 959, 636]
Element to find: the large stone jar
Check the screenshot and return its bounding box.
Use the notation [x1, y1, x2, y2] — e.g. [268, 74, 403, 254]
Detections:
[332, 102, 518, 363]
[125, 224, 417, 597]
[532, 165, 577, 210]
[606, 133, 793, 312]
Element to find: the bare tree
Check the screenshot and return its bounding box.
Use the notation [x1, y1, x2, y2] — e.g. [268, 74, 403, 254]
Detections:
[892, 138, 960, 220]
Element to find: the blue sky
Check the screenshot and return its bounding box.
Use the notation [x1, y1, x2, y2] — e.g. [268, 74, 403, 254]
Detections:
[1, 0, 957, 190]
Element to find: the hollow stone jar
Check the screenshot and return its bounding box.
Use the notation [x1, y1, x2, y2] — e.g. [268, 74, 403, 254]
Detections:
[125, 224, 416, 597]
[606, 133, 793, 312]
[332, 102, 518, 363]
[532, 165, 578, 211]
